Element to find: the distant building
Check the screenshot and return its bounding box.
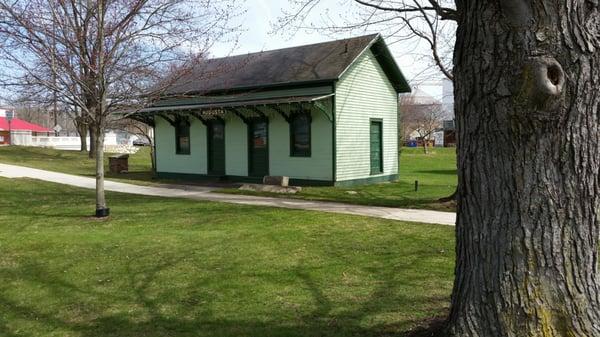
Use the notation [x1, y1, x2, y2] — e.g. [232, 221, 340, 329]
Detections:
[442, 78, 454, 118]
[442, 119, 456, 147]
[0, 115, 51, 145]
[399, 89, 443, 146]
[441, 79, 456, 147]
[0, 107, 15, 118]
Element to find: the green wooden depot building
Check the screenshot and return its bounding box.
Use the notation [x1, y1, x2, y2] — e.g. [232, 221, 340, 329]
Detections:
[133, 34, 410, 186]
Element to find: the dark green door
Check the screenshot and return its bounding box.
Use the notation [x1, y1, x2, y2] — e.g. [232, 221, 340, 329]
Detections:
[207, 120, 225, 175]
[248, 119, 269, 177]
[370, 121, 383, 174]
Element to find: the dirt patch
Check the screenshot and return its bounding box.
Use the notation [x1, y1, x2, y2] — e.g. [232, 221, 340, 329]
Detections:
[405, 318, 447, 337]
[424, 200, 457, 212]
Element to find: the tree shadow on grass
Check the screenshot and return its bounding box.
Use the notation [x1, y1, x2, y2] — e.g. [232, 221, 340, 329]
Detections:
[404, 318, 447, 337]
[0, 180, 452, 336]
[414, 170, 457, 175]
[0, 249, 451, 337]
[0, 146, 70, 161]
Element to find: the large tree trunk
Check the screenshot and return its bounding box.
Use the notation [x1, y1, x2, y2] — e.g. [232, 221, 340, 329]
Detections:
[446, 1, 600, 336]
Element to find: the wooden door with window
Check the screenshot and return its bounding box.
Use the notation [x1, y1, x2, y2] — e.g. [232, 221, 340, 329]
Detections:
[207, 119, 225, 176]
[370, 120, 383, 174]
[248, 119, 269, 177]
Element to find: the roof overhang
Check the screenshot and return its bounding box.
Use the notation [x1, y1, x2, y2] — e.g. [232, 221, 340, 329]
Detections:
[127, 94, 335, 126]
[137, 93, 334, 114]
[369, 36, 412, 93]
[337, 34, 411, 94]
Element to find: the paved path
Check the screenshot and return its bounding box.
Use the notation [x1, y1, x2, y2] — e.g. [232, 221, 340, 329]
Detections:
[0, 163, 456, 226]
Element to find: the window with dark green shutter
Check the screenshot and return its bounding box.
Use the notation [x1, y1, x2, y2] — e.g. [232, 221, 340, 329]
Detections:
[290, 113, 311, 157]
[175, 119, 190, 155]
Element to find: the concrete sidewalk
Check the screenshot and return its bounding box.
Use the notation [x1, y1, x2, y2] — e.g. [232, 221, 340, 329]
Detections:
[0, 163, 456, 226]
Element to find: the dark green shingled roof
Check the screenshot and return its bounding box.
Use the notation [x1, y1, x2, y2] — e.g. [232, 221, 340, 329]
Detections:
[166, 34, 410, 95]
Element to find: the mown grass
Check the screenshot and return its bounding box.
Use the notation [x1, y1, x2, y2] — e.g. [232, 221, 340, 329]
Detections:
[0, 146, 458, 211]
[0, 146, 156, 184]
[219, 147, 458, 211]
[0, 177, 454, 337]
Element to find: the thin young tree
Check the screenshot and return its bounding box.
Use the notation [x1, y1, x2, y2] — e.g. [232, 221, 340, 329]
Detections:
[281, 1, 600, 336]
[112, 118, 156, 172]
[0, 0, 240, 217]
[400, 94, 445, 153]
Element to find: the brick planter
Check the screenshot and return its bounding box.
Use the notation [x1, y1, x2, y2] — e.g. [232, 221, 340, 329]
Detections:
[109, 154, 129, 173]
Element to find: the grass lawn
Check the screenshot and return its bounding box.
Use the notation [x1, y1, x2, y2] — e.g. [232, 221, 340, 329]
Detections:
[0, 146, 458, 211]
[0, 146, 156, 185]
[219, 147, 458, 211]
[0, 177, 454, 337]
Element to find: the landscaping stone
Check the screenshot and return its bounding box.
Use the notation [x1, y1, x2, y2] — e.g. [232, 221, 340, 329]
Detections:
[105, 144, 139, 154]
[262, 176, 289, 187]
[240, 183, 301, 194]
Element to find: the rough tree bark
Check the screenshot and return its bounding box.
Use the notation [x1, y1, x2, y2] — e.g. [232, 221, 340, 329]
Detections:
[446, 1, 600, 336]
[148, 136, 156, 173]
[74, 117, 88, 152]
[88, 124, 96, 159]
[94, 125, 106, 214]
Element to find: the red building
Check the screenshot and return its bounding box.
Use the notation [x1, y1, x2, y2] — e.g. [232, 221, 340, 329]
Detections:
[0, 117, 51, 145]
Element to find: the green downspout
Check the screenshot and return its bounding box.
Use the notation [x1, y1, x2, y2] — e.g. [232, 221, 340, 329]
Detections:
[332, 82, 337, 184]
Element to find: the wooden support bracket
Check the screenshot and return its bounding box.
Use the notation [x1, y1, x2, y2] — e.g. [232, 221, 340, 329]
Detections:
[312, 101, 333, 122]
[128, 114, 155, 127]
[158, 113, 178, 127]
[268, 105, 291, 123]
[228, 107, 251, 124]
[246, 105, 267, 119]
[190, 111, 209, 126]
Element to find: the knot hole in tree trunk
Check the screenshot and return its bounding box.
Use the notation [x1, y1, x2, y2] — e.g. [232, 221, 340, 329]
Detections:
[547, 64, 562, 86]
[540, 59, 565, 96]
[515, 56, 565, 116]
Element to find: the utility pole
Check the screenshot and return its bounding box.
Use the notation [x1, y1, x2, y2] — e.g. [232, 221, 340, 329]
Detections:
[6, 110, 13, 145]
[51, 8, 58, 136]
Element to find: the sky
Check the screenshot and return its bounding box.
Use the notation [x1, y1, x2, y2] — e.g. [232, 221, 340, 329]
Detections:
[0, 0, 449, 106]
[210, 0, 450, 99]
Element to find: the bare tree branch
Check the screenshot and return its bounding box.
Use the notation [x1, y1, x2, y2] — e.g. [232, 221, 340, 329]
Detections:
[0, 0, 242, 215]
[354, 0, 457, 21]
[276, 0, 456, 82]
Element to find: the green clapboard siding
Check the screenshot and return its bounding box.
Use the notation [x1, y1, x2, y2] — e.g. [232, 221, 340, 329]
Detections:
[153, 100, 334, 180]
[268, 102, 333, 181]
[335, 48, 399, 182]
[155, 116, 207, 174]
